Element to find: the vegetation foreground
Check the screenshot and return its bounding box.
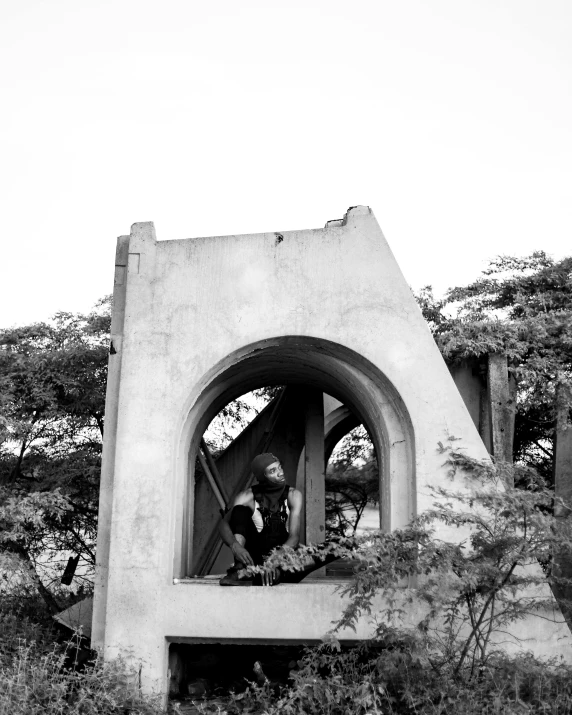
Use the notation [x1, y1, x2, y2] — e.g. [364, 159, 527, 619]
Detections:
[3, 623, 572, 715]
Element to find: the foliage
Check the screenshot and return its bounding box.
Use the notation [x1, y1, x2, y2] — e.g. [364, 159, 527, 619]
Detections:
[228, 644, 572, 715]
[0, 300, 110, 610]
[244, 446, 572, 682]
[230, 447, 572, 713]
[417, 252, 572, 476]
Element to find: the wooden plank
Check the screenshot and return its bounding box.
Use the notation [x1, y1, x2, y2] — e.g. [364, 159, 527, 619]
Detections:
[200, 439, 230, 506]
[487, 353, 515, 484]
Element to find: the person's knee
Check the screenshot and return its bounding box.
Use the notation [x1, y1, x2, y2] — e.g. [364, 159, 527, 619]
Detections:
[229, 505, 252, 535]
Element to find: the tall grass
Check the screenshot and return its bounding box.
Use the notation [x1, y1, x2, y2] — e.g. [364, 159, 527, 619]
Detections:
[0, 609, 163, 715]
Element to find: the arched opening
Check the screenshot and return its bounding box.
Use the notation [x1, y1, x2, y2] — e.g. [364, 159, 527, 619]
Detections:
[325, 423, 379, 539]
[193, 390, 379, 576]
[173, 336, 415, 579]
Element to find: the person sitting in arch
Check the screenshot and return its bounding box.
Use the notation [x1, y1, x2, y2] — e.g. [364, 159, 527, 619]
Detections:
[218, 453, 334, 586]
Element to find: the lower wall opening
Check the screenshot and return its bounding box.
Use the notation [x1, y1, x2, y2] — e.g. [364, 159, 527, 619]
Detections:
[168, 642, 307, 699]
[167, 640, 364, 702]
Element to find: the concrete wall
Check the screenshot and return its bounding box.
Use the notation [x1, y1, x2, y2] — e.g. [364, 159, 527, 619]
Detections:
[93, 207, 571, 699]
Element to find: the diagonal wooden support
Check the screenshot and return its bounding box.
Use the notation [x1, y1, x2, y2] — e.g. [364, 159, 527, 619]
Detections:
[201, 439, 230, 504]
[196, 449, 226, 513]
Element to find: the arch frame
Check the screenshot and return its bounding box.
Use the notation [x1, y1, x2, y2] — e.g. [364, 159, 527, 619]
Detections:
[172, 335, 416, 579]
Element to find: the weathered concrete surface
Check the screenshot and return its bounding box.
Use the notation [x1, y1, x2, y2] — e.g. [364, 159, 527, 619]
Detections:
[91, 235, 129, 648]
[93, 207, 572, 698]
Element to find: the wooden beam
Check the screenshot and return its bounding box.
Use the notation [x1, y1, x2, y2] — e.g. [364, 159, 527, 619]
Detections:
[487, 353, 515, 484]
[197, 449, 226, 512]
[200, 439, 230, 505]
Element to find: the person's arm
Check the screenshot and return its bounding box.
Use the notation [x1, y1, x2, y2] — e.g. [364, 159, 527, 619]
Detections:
[219, 490, 255, 566]
[284, 488, 303, 549]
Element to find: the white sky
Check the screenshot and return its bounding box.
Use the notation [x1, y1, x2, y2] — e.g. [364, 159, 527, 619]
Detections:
[1, 0, 571, 327]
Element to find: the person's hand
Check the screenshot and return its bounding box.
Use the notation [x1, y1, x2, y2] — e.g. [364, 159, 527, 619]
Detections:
[231, 542, 254, 567]
[262, 566, 280, 586]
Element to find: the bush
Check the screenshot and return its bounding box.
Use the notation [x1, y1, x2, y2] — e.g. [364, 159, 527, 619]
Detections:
[0, 607, 163, 715]
[229, 642, 572, 714]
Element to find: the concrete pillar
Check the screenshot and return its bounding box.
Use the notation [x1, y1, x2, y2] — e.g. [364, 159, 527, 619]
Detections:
[487, 353, 515, 484]
[479, 364, 493, 454]
[104, 634, 168, 703]
[304, 388, 326, 544]
[92, 234, 129, 649]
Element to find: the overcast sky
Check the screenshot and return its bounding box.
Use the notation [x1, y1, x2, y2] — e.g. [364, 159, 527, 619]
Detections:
[1, 0, 570, 327]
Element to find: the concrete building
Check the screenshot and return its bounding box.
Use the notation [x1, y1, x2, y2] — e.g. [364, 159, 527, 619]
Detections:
[92, 206, 572, 701]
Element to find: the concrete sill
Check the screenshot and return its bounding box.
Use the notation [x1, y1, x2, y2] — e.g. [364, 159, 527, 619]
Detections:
[172, 577, 351, 585]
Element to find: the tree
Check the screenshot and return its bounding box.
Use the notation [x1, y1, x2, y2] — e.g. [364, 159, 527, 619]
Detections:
[0, 300, 110, 611]
[417, 252, 572, 477]
[334, 447, 572, 673]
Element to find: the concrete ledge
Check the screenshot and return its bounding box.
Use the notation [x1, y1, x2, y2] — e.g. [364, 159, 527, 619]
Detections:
[157, 581, 572, 662]
[163, 579, 372, 642]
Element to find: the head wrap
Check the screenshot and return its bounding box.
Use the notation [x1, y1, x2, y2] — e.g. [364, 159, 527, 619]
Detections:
[250, 453, 288, 512]
[251, 453, 280, 482]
